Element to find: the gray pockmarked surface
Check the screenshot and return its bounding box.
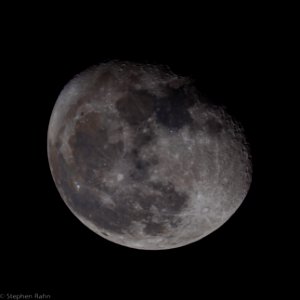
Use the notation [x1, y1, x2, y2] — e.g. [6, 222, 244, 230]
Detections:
[48, 61, 252, 250]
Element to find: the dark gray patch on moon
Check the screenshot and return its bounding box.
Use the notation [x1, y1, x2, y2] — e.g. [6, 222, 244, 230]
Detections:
[133, 126, 154, 148]
[48, 60, 252, 250]
[146, 182, 187, 213]
[154, 88, 195, 131]
[129, 159, 151, 181]
[116, 90, 154, 126]
[205, 118, 224, 135]
[69, 112, 124, 181]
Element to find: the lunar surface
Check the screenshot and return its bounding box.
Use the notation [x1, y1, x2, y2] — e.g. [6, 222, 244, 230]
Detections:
[47, 61, 252, 250]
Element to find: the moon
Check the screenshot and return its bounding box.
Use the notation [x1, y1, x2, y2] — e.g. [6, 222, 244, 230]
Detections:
[47, 61, 252, 250]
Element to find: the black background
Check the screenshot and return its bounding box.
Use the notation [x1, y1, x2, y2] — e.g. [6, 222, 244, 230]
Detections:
[1, 6, 290, 299]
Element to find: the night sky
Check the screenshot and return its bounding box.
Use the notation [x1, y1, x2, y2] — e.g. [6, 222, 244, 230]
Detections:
[1, 7, 289, 299]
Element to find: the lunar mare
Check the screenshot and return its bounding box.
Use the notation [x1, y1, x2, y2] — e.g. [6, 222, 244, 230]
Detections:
[47, 61, 252, 250]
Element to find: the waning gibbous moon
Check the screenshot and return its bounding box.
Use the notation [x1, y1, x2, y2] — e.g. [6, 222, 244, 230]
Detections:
[47, 61, 252, 250]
